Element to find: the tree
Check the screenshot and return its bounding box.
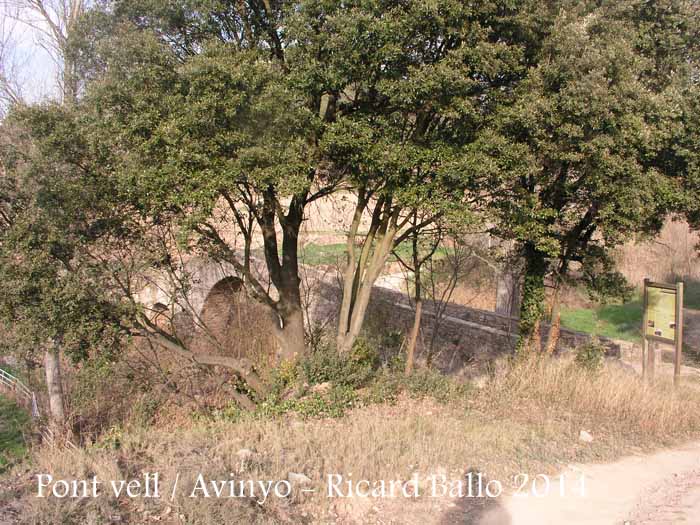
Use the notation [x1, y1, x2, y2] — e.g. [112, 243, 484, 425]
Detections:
[69, 1, 342, 363]
[465, 2, 695, 352]
[392, 212, 445, 375]
[3, 0, 86, 102]
[0, 17, 24, 113]
[71, 0, 523, 360]
[0, 109, 127, 431]
[285, 0, 522, 353]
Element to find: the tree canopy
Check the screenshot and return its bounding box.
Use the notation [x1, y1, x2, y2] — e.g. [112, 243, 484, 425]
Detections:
[0, 0, 698, 409]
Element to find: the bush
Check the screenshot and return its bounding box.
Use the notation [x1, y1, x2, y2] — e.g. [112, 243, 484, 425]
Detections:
[252, 336, 474, 420]
[299, 338, 378, 389]
[575, 340, 606, 372]
[362, 366, 471, 406]
[405, 368, 471, 403]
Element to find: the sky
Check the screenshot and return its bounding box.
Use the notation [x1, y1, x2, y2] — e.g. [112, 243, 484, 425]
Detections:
[1, 1, 61, 103]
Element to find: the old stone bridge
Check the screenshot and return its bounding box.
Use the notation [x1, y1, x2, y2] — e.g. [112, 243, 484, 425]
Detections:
[134, 256, 638, 377]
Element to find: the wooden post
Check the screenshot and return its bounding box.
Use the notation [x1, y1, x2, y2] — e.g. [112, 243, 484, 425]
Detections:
[674, 281, 684, 387]
[641, 278, 649, 382]
[647, 340, 656, 383]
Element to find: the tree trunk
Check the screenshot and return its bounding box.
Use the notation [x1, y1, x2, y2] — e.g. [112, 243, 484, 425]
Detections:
[544, 287, 561, 355]
[258, 191, 307, 362]
[405, 227, 423, 376]
[43, 344, 66, 428]
[530, 319, 542, 353]
[337, 192, 366, 351]
[275, 302, 306, 362]
[405, 299, 422, 376]
[496, 270, 520, 317]
[516, 243, 547, 354]
[337, 221, 397, 354]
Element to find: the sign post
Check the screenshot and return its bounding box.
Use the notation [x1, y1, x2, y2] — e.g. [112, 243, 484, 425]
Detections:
[641, 279, 684, 386]
[674, 282, 684, 387]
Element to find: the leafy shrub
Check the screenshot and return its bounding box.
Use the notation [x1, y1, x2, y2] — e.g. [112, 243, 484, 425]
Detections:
[128, 394, 160, 427]
[240, 338, 469, 421]
[405, 368, 471, 403]
[574, 340, 606, 372]
[299, 338, 378, 389]
[362, 368, 403, 405]
[256, 385, 357, 419]
[92, 426, 123, 451]
[362, 367, 471, 405]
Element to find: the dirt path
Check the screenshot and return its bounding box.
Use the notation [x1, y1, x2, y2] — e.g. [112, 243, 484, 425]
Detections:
[479, 441, 700, 525]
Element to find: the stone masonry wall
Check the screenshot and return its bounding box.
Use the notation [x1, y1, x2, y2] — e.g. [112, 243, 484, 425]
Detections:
[314, 283, 639, 378]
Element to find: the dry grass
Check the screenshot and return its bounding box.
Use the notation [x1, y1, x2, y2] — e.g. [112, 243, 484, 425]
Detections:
[617, 218, 700, 287]
[482, 355, 700, 440]
[19, 399, 571, 524]
[10, 356, 700, 524]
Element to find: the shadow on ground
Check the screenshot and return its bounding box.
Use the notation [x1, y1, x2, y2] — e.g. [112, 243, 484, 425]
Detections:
[437, 468, 512, 525]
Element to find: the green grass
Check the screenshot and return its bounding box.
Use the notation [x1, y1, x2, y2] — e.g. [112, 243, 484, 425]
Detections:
[0, 395, 30, 473]
[561, 298, 644, 343]
[561, 282, 700, 344]
[682, 279, 700, 309]
[299, 243, 348, 266]
[297, 241, 448, 267]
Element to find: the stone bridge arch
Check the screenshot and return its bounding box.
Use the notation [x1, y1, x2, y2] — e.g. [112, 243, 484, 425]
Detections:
[134, 257, 278, 362]
[136, 257, 259, 319]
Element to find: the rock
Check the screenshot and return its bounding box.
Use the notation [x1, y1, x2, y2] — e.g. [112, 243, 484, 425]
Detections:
[288, 472, 312, 485]
[310, 382, 332, 395]
[579, 430, 594, 443]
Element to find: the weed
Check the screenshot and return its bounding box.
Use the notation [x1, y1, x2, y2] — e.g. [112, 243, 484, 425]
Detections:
[0, 395, 30, 473]
[575, 340, 607, 372]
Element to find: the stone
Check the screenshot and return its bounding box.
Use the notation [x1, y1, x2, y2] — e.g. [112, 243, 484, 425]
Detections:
[579, 430, 594, 443]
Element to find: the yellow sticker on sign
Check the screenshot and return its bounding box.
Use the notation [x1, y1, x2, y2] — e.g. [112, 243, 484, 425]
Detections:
[645, 286, 677, 342]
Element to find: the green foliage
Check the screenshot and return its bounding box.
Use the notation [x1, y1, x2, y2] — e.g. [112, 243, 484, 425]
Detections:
[223, 337, 471, 421]
[92, 426, 124, 451]
[128, 395, 161, 428]
[299, 339, 378, 390]
[364, 367, 471, 406]
[0, 108, 130, 364]
[462, 2, 698, 342]
[0, 396, 30, 473]
[574, 340, 607, 373]
[516, 247, 548, 352]
[258, 385, 358, 420]
[71, 356, 120, 409]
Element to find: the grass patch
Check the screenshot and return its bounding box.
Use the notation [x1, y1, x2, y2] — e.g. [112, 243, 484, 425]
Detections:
[295, 241, 448, 267]
[0, 394, 30, 473]
[299, 242, 348, 266]
[484, 355, 700, 439]
[561, 298, 643, 343]
[561, 282, 700, 344]
[682, 279, 700, 310]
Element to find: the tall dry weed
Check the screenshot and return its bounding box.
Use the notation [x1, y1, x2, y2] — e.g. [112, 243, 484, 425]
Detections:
[484, 355, 700, 437]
